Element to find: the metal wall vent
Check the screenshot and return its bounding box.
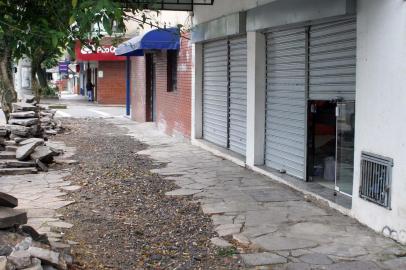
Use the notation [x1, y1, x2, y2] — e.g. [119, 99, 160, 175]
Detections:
[359, 152, 393, 209]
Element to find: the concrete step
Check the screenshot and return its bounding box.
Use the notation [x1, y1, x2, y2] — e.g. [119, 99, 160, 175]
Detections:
[0, 167, 37, 176]
[5, 146, 17, 152]
[0, 152, 16, 159]
[0, 159, 36, 168]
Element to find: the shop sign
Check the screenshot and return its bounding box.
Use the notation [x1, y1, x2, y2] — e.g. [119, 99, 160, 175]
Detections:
[75, 41, 126, 61]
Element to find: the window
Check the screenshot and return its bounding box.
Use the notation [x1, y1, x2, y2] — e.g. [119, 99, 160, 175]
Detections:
[167, 50, 178, 92]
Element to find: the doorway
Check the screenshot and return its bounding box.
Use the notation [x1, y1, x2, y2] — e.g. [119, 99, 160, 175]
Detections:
[307, 100, 355, 196]
[146, 53, 156, 122]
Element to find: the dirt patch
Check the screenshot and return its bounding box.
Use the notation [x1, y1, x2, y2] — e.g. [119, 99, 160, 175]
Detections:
[55, 118, 244, 269]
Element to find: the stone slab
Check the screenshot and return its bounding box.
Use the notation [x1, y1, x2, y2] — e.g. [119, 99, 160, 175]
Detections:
[8, 118, 39, 127]
[0, 207, 27, 228]
[30, 146, 56, 163]
[0, 192, 18, 208]
[10, 111, 37, 119]
[252, 235, 318, 251]
[16, 141, 43, 161]
[165, 188, 202, 196]
[210, 237, 233, 248]
[299, 253, 333, 265]
[0, 167, 38, 176]
[19, 138, 45, 146]
[241, 252, 287, 266]
[12, 102, 37, 112]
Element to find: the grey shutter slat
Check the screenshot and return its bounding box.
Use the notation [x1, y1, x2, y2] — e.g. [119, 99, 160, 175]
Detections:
[203, 40, 228, 147]
[309, 18, 356, 100]
[265, 27, 307, 179]
[229, 37, 247, 155]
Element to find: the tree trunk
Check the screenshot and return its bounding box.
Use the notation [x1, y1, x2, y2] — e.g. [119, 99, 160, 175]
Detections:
[0, 47, 17, 123]
[37, 68, 48, 89]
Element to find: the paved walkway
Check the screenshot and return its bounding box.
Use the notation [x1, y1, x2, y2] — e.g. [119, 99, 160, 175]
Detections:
[0, 141, 78, 243]
[110, 118, 406, 270]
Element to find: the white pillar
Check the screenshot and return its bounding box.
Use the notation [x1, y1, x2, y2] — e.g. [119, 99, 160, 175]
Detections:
[192, 43, 203, 140]
[246, 31, 266, 166]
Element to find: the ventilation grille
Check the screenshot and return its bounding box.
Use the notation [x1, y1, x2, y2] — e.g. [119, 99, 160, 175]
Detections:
[359, 152, 393, 209]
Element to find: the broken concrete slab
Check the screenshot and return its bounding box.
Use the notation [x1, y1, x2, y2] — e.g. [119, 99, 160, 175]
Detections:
[0, 207, 27, 228]
[232, 233, 250, 245]
[12, 102, 37, 112]
[0, 192, 18, 208]
[8, 118, 39, 127]
[10, 111, 37, 119]
[6, 125, 31, 137]
[16, 141, 43, 161]
[30, 146, 57, 163]
[23, 257, 42, 270]
[241, 252, 287, 266]
[7, 250, 32, 269]
[19, 138, 45, 146]
[28, 247, 65, 269]
[23, 95, 36, 104]
[35, 159, 48, 172]
[0, 256, 6, 270]
[325, 261, 381, 270]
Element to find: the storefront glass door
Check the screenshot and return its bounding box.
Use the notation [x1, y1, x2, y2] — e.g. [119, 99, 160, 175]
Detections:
[335, 101, 355, 195]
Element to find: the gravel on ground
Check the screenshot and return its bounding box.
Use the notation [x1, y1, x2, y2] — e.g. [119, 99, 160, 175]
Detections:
[55, 118, 244, 270]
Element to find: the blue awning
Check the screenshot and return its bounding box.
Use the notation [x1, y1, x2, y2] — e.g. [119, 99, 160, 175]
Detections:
[115, 27, 180, 56]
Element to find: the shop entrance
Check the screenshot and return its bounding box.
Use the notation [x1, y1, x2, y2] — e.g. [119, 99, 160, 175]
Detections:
[307, 100, 355, 196]
[146, 53, 156, 122]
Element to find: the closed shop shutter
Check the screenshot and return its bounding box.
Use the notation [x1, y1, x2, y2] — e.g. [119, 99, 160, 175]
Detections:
[309, 18, 356, 100]
[203, 40, 228, 147]
[265, 27, 307, 179]
[229, 37, 247, 155]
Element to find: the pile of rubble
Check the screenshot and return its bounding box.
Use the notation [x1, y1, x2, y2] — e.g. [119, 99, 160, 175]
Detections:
[0, 96, 63, 175]
[0, 192, 72, 270]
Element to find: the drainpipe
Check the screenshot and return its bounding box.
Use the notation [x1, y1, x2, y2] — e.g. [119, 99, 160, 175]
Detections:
[125, 56, 131, 116]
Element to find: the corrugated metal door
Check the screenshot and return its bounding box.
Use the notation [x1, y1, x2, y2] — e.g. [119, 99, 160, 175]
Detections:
[229, 37, 247, 155]
[265, 27, 307, 179]
[309, 18, 356, 100]
[203, 40, 228, 147]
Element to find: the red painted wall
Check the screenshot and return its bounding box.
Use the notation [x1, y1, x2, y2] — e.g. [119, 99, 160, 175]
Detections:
[97, 61, 126, 105]
[129, 35, 192, 138]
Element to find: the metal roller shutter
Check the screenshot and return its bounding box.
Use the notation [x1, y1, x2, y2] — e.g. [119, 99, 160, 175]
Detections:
[309, 18, 356, 100]
[265, 27, 307, 179]
[229, 37, 247, 155]
[203, 40, 228, 147]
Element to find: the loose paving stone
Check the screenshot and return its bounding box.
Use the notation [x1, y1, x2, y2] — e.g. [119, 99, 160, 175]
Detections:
[28, 247, 63, 268]
[7, 250, 32, 269]
[23, 258, 42, 270]
[47, 221, 73, 229]
[19, 138, 44, 146]
[10, 111, 37, 119]
[165, 188, 202, 196]
[0, 192, 18, 208]
[60, 185, 81, 192]
[0, 152, 16, 160]
[0, 207, 27, 228]
[6, 125, 31, 137]
[233, 233, 251, 245]
[8, 118, 39, 127]
[16, 141, 43, 161]
[30, 146, 56, 163]
[0, 256, 6, 270]
[299, 253, 333, 265]
[211, 237, 233, 248]
[12, 102, 37, 112]
[241, 252, 287, 266]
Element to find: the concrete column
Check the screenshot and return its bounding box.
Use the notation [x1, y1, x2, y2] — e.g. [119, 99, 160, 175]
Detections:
[246, 31, 266, 166]
[192, 43, 203, 140]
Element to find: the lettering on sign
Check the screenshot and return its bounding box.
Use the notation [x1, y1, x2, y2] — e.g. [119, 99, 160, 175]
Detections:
[81, 45, 117, 55]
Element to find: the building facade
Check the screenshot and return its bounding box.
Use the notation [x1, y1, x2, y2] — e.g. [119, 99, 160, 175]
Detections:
[190, 0, 406, 244]
[75, 39, 127, 105]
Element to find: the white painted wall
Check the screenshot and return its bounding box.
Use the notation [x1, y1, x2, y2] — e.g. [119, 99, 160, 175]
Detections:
[193, 0, 276, 24]
[352, 0, 406, 244]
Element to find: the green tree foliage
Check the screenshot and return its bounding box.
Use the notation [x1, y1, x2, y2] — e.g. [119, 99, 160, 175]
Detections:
[0, 0, 156, 121]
